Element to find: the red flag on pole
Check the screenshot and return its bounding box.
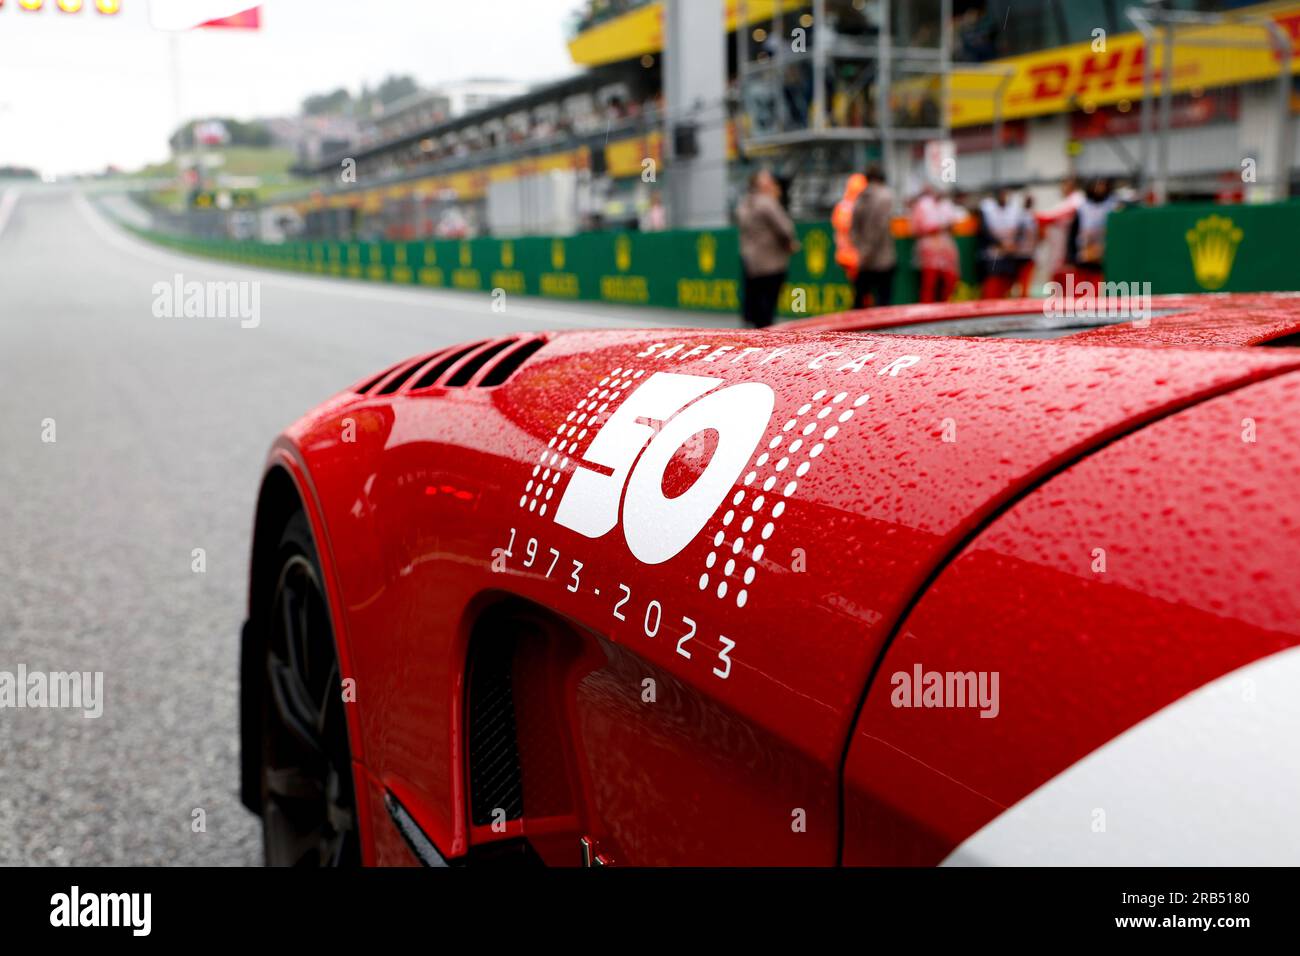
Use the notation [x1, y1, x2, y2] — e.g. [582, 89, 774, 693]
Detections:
[198, 6, 259, 29]
[150, 1, 261, 31]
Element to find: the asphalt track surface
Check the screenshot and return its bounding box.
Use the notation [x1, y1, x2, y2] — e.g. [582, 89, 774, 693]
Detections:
[0, 187, 734, 865]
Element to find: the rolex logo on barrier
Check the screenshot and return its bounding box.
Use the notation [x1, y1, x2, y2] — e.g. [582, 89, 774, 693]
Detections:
[804, 229, 829, 277]
[697, 233, 717, 274]
[1186, 214, 1243, 291]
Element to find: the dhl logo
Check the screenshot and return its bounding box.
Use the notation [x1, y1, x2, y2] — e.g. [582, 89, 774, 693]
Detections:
[950, 3, 1300, 127]
[1011, 45, 1185, 106]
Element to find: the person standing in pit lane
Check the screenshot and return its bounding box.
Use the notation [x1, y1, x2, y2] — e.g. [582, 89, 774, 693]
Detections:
[737, 169, 800, 328]
[849, 164, 897, 308]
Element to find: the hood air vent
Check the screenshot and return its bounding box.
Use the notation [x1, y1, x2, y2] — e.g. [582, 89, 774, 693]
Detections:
[409, 336, 547, 391]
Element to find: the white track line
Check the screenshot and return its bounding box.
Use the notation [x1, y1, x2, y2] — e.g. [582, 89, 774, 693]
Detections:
[75, 192, 730, 332]
[0, 188, 19, 239]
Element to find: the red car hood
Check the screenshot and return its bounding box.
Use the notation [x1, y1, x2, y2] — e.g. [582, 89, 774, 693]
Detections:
[787, 292, 1300, 348]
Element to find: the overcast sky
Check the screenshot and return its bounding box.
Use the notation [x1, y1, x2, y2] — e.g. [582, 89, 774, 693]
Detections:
[0, 0, 582, 175]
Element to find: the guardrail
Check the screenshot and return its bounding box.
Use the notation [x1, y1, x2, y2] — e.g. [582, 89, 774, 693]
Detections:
[125, 221, 980, 317]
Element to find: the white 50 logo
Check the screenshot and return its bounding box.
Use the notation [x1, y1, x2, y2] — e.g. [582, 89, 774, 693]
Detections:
[554, 372, 775, 564]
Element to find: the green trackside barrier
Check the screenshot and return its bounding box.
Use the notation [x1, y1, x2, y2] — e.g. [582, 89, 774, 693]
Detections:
[124, 222, 980, 316]
[1105, 200, 1300, 294]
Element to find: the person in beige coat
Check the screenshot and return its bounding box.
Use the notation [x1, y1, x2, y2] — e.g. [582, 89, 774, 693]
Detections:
[736, 170, 799, 328]
[849, 165, 897, 308]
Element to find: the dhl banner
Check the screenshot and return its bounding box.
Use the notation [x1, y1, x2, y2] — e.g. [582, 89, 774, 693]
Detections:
[568, 0, 1300, 127]
[950, 1, 1300, 127]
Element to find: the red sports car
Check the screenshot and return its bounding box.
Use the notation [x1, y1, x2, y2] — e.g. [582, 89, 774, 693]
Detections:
[239, 293, 1300, 866]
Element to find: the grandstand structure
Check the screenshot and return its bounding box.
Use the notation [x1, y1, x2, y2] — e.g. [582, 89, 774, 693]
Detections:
[280, 0, 1300, 242]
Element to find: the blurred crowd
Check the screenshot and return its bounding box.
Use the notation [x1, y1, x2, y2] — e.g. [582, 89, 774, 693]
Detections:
[357, 92, 662, 183]
[953, 5, 999, 63]
[737, 166, 1132, 327]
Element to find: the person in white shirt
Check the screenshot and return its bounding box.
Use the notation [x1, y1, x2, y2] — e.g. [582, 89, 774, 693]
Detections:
[911, 186, 966, 303]
[1038, 176, 1085, 286]
[977, 187, 1021, 298]
[1068, 178, 1121, 283]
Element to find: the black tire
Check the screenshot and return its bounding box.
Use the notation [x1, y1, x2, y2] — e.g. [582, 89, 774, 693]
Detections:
[259, 511, 360, 867]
